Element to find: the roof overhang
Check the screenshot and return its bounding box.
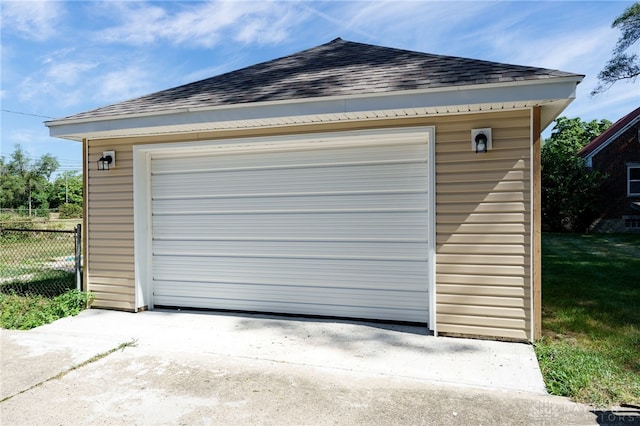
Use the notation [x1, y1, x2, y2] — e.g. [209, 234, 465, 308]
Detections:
[46, 77, 582, 141]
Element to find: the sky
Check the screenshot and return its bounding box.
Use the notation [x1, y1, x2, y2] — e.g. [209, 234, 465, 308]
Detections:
[1, 0, 639, 175]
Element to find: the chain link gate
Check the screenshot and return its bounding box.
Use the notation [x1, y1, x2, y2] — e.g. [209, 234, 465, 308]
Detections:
[0, 225, 82, 297]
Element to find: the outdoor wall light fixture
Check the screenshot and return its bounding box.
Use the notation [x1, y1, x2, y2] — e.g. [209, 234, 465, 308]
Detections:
[471, 128, 492, 153]
[97, 151, 115, 171]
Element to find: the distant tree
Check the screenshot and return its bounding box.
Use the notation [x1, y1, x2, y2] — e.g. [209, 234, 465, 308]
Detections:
[542, 117, 611, 232]
[50, 171, 83, 208]
[1, 145, 59, 215]
[0, 157, 23, 209]
[592, 2, 640, 94]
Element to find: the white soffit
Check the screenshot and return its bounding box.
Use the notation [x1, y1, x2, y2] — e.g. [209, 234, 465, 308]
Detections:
[47, 78, 581, 141]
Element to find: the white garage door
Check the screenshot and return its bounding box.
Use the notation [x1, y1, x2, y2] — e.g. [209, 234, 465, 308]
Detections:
[149, 129, 432, 323]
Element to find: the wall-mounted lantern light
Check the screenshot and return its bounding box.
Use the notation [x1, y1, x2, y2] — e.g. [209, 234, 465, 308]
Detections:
[471, 128, 492, 153]
[97, 151, 115, 171]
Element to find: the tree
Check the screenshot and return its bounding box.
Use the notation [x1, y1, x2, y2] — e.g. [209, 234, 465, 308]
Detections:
[0, 145, 59, 215]
[592, 2, 640, 94]
[542, 117, 611, 232]
[0, 157, 24, 209]
[50, 171, 83, 208]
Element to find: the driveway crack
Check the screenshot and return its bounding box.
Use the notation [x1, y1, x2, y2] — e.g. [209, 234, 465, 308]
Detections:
[0, 339, 137, 403]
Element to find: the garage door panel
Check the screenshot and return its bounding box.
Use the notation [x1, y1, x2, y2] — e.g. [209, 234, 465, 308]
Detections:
[150, 132, 431, 323]
[152, 170, 427, 197]
[152, 192, 428, 214]
[152, 213, 428, 240]
[153, 240, 429, 260]
[153, 161, 428, 182]
[153, 178, 426, 197]
[151, 141, 428, 173]
[153, 256, 429, 289]
[154, 280, 428, 306]
[153, 274, 429, 293]
[153, 294, 426, 323]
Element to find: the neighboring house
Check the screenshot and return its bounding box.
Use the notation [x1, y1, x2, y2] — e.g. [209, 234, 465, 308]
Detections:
[579, 107, 640, 233]
[46, 38, 583, 342]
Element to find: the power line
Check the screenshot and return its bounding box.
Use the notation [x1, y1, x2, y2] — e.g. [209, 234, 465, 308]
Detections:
[1, 109, 55, 119]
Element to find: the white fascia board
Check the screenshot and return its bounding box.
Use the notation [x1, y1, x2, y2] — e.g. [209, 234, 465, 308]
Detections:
[47, 77, 581, 141]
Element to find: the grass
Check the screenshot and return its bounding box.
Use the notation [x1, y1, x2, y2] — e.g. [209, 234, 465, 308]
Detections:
[1, 223, 77, 297]
[1, 271, 76, 297]
[1, 233, 75, 280]
[536, 233, 640, 407]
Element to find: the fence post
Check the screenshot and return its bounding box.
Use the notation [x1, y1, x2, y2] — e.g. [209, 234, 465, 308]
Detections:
[75, 224, 82, 291]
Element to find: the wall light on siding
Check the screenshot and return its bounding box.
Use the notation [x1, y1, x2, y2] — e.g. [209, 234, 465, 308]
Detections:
[471, 128, 492, 153]
[97, 151, 115, 171]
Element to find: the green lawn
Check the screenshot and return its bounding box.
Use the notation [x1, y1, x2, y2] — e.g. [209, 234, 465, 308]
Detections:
[1, 231, 76, 292]
[536, 233, 640, 407]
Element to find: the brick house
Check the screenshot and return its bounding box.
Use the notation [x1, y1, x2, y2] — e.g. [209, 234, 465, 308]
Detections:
[579, 107, 640, 232]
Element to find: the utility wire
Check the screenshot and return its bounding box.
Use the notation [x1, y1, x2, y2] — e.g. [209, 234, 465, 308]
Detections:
[1, 109, 55, 119]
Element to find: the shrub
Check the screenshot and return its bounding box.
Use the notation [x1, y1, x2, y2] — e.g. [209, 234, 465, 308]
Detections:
[58, 203, 82, 219]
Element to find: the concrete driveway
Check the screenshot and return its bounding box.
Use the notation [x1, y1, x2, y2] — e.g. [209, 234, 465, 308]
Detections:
[0, 309, 605, 424]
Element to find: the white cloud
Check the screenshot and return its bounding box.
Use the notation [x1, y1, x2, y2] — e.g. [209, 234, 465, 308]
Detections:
[18, 76, 54, 103]
[46, 61, 98, 85]
[95, 2, 167, 45]
[493, 25, 617, 73]
[233, 4, 297, 45]
[18, 75, 86, 109]
[94, 1, 305, 48]
[17, 55, 152, 110]
[1, 0, 64, 41]
[41, 47, 76, 65]
[306, 1, 498, 51]
[96, 66, 153, 103]
[17, 57, 97, 106]
[13, 49, 96, 102]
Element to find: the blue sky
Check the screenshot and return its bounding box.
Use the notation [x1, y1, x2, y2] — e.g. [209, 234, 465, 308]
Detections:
[1, 1, 638, 174]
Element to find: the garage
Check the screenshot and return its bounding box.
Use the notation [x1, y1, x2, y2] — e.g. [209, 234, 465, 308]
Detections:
[143, 128, 435, 323]
[47, 38, 585, 340]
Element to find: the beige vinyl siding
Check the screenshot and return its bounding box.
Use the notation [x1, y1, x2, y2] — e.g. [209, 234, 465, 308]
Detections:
[85, 110, 534, 341]
[87, 140, 135, 310]
[434, 109, 532, 341]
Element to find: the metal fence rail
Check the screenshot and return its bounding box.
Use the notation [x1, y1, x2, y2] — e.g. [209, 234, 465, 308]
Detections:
[0, 225, 82, 298]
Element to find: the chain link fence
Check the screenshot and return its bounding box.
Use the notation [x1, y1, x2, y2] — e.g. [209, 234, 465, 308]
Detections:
[0, 225, 82, 298]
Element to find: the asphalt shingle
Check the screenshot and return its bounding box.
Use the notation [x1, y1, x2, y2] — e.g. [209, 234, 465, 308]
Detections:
[61, 38, 581, 121]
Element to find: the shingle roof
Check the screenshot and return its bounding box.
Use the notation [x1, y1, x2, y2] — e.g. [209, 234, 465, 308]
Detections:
[579, 106, 640, 158]
[61, 38, 582, 121]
